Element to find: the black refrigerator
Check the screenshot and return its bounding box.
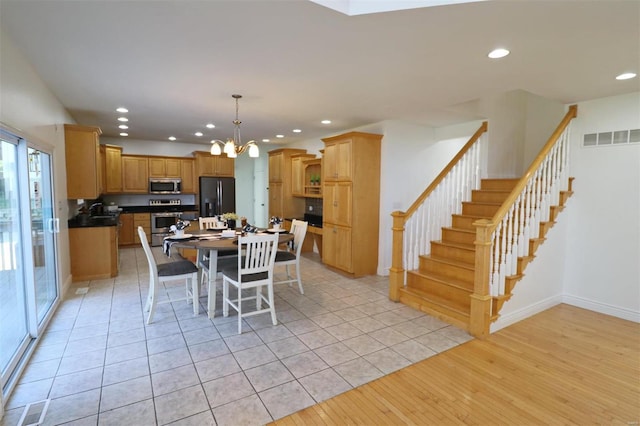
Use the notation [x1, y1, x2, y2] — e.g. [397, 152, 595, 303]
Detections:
[199, 177, 236, 217]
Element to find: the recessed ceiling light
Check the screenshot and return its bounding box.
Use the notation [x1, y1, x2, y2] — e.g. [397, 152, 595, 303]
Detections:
[118, 124, 128, 130]
[117, 117, 128, 122]
[488, 48, 510, 59]
[262, 139, 270, 143]
[119, 132, 128, 137]
[194, 132, 203, 137]
[276, 134, 284, 138]
[168, 136, 176, 141]
[116, 107, 128, 113]
[616, 72, 637, 80]
[292, 129, 302, 133]
[321, 120, 331, 124]
[206, 123, 215, 129]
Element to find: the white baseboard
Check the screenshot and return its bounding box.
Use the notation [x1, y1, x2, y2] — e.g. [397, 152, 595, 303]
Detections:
[490, 295, 563, 333]
[562, 294, 640, 323]
[61, 274, 73, 299]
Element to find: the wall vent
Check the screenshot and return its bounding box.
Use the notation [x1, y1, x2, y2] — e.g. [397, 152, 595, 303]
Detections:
[583, 129, 640, 147]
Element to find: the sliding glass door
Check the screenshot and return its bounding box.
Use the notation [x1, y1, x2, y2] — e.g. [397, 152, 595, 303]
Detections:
[0, 135, 29, 389]
[0, 130, 59, 393]
[29, 148, 58, 324]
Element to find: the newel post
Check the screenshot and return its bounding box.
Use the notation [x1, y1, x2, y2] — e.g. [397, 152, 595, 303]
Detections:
[470, 219, 493, 338]
[389, 211, 406, 302]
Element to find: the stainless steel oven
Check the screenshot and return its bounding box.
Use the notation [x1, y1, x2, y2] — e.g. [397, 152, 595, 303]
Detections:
[151, 211, 182, 246]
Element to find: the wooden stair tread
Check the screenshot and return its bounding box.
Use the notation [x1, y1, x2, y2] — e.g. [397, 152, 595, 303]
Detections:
[420, 255, 475, 271]
[442, 226, 475, 234]
[433, 240, 475, 251]
[408, 269, 473, 291]
[400, 287, 470, 316]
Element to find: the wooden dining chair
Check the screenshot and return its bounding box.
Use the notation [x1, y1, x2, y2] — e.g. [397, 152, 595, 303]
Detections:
[221, 233, 279, 334]
[138, 226, 199, 324]
[274, 219, 308, 294]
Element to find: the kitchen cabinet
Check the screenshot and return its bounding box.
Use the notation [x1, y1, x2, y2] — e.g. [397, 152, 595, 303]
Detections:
[122, 155, 149, 193]
[180, 159, 196, 193]
[268, 148, 307, 219]
[148, 157, 181, 178]
[194, 151, 234, 177]
[133, 213, 151, 245]
[322, 132, 382, 276]
[323, 140, 351, 182]
[119, 212, 149, 246]
[291, 153, 316, 197]
[323, 224, 351, 272]
[323, 181, 352, 227]
[64, 124, 102, 199]
[118, 213, 134, 246]
[69, 226, 118, 281]
[101, 144, 122, 193]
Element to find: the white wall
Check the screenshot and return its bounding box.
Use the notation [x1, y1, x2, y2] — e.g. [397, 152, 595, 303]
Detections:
[377, 119, 484, 275]
[0, 30, 76, 296]
[493, 92, 640, 329]
[562, 92, 640, 321]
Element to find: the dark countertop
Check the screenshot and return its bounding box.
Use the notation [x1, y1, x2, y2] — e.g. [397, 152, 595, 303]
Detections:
[68, 215, 118, 228]
[119, 205, 197, 214]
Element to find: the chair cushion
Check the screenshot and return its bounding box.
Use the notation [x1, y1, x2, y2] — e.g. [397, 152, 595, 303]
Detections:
[220, 267, 268, 283]
[157, 260, 198, 277]
[275, 250, 296, 262]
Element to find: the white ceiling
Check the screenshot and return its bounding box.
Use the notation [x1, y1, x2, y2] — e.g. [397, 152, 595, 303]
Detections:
[1, 0, 638, 148]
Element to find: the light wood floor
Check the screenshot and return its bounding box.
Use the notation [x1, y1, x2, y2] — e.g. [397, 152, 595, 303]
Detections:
[272, 304, 640, 425]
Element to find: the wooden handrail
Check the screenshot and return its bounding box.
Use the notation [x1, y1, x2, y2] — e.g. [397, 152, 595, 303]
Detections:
[484, 105, 577, 233]
[401, 121, 488, 220]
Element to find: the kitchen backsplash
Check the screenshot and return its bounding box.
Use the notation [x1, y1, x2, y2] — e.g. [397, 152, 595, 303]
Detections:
[102, 194, 197, 207]
[306, 197, 323, 216]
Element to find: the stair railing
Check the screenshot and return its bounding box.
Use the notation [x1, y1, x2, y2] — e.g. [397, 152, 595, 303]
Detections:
[470, 105, 577, 337]
[390, 122, 488, 301]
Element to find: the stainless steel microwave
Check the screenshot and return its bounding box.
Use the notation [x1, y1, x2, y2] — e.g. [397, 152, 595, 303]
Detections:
[149, 178, 181, 194]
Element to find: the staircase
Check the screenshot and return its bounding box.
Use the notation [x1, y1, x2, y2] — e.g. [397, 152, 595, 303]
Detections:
[389, 105, 578, 337]
[398, 177, 574, 330]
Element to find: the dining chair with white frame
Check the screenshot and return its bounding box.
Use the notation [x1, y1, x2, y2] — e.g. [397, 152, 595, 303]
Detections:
[274, 219, 308, 294]
[197, 217, 236, 317]
[138, 226, 199, 324]
[221, 233, 279, 334]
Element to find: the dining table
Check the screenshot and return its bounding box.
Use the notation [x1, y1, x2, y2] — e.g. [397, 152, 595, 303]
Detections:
[165, 228, 293, 318]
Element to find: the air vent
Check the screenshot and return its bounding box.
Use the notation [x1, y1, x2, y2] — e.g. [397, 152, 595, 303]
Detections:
[583, 128, 640, 147]
[18, 399, 50, 426]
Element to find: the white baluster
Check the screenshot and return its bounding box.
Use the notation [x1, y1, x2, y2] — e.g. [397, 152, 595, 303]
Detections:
[491, 224, 501, 297]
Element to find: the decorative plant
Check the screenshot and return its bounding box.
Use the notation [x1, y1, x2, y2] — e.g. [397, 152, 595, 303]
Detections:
[222, 212, 239, 220]
[170, 220, 190, 232]
[269, 216, 283, 225]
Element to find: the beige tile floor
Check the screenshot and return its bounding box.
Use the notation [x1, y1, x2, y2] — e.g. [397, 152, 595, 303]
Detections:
[2, 247, 471, 426]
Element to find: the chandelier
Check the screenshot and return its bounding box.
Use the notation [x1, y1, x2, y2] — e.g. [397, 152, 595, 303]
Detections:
[210, 94, 259, 158]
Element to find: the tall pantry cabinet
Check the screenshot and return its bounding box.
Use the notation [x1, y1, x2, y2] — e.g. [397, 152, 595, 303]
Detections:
[322, 132, 382, 277]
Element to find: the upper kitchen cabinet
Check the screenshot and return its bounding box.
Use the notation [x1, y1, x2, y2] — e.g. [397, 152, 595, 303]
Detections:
[64, 124, 102, 199]
[121, 155, 149, 193]
[323, 139, 352, 182]
[148, 157, 181, 178]
[180, 159, 196, 193]
[194, 151, 234, 177]
[322, 132, 382, 277]
[268, 148, 307, 219]
[100, 144, 122, 194]
[291, 153, 316, 197]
